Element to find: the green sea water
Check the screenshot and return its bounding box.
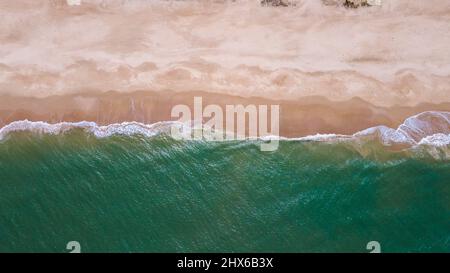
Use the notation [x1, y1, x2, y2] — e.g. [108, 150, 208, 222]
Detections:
[0, 130, 449, 253]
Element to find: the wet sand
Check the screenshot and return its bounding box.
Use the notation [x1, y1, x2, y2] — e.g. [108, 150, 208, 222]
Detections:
[1, 90, 449, 137]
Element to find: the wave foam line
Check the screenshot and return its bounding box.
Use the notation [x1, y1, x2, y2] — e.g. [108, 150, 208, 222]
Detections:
[0, 111, 449, 147]
[0, 120, 176, 139]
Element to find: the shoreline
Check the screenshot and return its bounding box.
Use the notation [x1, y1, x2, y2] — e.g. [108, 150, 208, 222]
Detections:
[1, 90, 449, 138]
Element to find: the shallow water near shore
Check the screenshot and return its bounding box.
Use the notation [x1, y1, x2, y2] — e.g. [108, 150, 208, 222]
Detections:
[0, 130, 448, 252]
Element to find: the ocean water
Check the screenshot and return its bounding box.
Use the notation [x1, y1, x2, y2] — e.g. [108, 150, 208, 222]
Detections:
[0, 125, 449, 253]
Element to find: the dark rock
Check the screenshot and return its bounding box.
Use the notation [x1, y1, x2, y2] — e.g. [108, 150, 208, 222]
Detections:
[322, 0, 375, 8]
[261, 0, 292, 7]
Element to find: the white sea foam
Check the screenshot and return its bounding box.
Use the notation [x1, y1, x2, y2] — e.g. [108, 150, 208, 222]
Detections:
[418, 134, 450, 147]
[353, 111, 450, 146]
[0, 111, 449, 149]
[353, 125, 413, 145]
[0, 120, 164, 140]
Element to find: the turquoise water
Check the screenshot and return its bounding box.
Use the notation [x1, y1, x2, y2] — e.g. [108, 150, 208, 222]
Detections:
[0, 130, 449, 252]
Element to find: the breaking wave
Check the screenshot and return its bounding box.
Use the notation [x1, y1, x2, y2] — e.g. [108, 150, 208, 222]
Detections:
[0, 111, 449, 149]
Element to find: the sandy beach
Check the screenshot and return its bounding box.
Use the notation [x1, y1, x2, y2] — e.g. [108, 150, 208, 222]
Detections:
[1, 0, 450, 136]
